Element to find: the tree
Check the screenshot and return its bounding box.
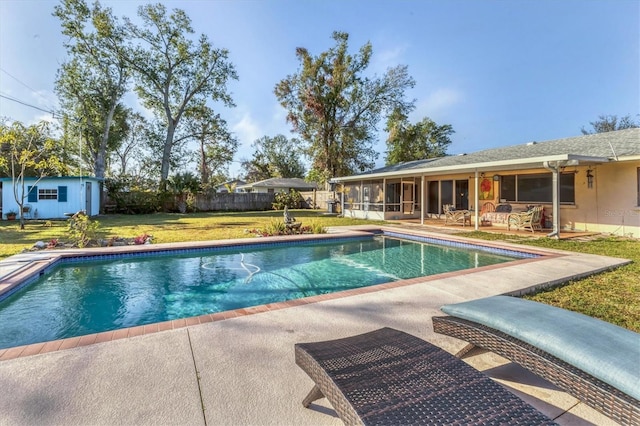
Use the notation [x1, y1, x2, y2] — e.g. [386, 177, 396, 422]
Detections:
[581, 114, 639, 134]
[110, 110, 149, 176]
[182, 104, 237, 185]
[275, 31, 415, 183]
[240, 135, 306, 182]
[124, 3, 238, 190]
[0, 121, 66, 229]
[54, 0, 130, 179]
[385, 107, 454, 165]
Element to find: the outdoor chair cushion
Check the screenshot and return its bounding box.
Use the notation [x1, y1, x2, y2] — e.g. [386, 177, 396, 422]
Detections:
[441, 296, 640, 401]
[495, 204, 512, 213]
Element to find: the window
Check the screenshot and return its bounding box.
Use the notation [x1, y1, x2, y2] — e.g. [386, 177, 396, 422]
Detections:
[500, 173, 574, 203]
[385, 182, 401, 211]
[38, 188, 58, 200]
[440, 180, 453, 207]
[427, 181, 439, 214]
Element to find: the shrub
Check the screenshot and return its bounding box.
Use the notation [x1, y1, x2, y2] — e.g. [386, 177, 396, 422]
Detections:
[67, 212, 100, 248]
[309, 221, 327, 234]
[272, 190, 304, 210]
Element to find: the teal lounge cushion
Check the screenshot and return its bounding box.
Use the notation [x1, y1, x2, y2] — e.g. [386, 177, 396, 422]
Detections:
[441, 295, 640, 400]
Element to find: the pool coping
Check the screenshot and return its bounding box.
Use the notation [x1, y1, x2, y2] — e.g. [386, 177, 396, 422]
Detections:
[0, 225, 628, 361]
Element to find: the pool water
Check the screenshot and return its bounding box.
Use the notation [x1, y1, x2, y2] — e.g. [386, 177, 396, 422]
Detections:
[0, 235, 522, 349]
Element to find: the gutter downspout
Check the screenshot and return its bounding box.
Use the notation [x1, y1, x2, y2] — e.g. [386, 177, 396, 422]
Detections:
[474, 170, 480, 230]
[543, 161, 560, 239]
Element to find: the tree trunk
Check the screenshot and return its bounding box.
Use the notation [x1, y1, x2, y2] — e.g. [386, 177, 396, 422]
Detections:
[94, 104, 117, 179]
[159, 124, 176, 191]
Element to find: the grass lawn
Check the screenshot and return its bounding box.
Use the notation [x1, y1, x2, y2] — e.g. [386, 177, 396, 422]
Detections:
[459, 231, 639, 332]
[1, 211, 638, 332]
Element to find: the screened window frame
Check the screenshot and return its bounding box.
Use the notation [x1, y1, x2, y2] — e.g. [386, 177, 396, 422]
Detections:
[499, 173, 575, 204]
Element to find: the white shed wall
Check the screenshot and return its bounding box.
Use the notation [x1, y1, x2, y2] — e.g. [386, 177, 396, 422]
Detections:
[1, 177, 101, 220]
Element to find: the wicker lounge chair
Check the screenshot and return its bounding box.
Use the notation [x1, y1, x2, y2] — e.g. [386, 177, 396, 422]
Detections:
[507, 205, 543, 232]
[443, 204, 471, 227]
[295, 327, 556, 425]
[433, 296, 640, 426]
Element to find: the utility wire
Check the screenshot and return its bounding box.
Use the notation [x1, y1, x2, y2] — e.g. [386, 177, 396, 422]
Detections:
[0, 67, 41, 95]
[0, 93, 59, 117]
[0, 67, 58, 116]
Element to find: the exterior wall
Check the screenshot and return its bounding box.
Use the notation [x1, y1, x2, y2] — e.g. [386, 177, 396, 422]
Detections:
[344, 209, 385, 221]
[1, 177, 101, 220]
[565, 161, 640, 237]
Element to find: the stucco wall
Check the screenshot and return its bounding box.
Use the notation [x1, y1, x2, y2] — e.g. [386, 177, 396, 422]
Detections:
[565, 162, 640, 237]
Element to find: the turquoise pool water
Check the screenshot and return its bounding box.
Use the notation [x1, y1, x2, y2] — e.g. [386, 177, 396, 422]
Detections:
[0, 234, 528, 349]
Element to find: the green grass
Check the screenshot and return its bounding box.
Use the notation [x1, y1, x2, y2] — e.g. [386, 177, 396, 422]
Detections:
[1, 213, 638, 332]
[460, 231, 640, 332]
[0, 210, 384, 258]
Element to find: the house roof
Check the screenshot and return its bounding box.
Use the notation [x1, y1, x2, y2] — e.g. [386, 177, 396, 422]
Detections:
[335, 128, 640, 181]
[238, 177, 317, 190]
[215, 179, 246, 187]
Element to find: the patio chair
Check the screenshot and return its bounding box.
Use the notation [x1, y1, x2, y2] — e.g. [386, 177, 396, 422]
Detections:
[283, 206, 302, 234]
[480, 202, 496, 215]
[443, 204, 471, 226]
[507, 205, 543, 232]
[479, 202, 496, 226]
[22, 204, 32, 219]
[295, 328, 555, 425]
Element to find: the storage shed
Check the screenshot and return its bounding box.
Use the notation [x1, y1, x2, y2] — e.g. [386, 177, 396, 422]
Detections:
[0, 176, 102, 220]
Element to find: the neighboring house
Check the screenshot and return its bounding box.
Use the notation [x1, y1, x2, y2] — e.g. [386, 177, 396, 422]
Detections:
[215, 179, 247, 193]
[0, 176, 102, 220]
[237, 177, 318, 194]
[333, 128, 640, 238]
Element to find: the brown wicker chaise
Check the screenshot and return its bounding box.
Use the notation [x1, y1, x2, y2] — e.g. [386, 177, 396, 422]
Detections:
[295, 327, 556, 425]
[433, 296, 640, 426]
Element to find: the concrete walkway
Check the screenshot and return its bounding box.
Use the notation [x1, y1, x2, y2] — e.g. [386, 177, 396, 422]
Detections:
[0, 227, 628, 425]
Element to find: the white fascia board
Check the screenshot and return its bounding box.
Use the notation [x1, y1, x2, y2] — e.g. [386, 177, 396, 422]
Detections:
[334, 154, 610, 182]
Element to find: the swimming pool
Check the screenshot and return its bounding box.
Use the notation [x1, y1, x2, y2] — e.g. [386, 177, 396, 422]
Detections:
[0, 232, 536, 349]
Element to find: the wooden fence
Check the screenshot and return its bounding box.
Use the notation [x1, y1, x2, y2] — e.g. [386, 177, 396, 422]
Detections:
[195, 192, 275, 211]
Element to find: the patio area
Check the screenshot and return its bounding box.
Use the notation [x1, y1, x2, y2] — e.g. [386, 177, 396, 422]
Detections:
[0, 226, 628, 425]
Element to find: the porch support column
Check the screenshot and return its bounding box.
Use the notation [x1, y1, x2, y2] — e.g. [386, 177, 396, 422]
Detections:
[383, 178, 386, 220]
[543, 161, 560, 239]
[421, 174, 425, 225]
[474, 170, 480, 230]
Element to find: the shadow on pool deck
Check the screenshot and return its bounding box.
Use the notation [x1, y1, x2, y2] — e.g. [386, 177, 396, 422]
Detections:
[0, 225, 628, 425]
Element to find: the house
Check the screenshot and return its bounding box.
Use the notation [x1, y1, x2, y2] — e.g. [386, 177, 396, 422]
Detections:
[0, 176, 102, 220]
[333, 129, 640, 238]
[237, 177, 318, 194]
[214, 179, 247, 193]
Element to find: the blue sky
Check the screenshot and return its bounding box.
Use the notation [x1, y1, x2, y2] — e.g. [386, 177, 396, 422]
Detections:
[1, 0, 638, 177]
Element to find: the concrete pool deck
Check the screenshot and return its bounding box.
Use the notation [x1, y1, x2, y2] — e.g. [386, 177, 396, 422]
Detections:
[0, 226, 631, 425]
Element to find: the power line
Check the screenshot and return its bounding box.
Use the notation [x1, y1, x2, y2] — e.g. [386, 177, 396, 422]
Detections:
[0, 67, 40, 94]
[0, 93, 58, 117]
[0, 67, 58, 109]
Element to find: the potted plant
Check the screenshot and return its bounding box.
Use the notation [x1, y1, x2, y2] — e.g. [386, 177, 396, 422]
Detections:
[5, 210, 17, 220]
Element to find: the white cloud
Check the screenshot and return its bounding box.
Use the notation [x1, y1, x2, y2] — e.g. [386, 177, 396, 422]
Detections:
[372, 44, 408, 74]
[413, 88, 463, 120]
[231, 112, 262, 147]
